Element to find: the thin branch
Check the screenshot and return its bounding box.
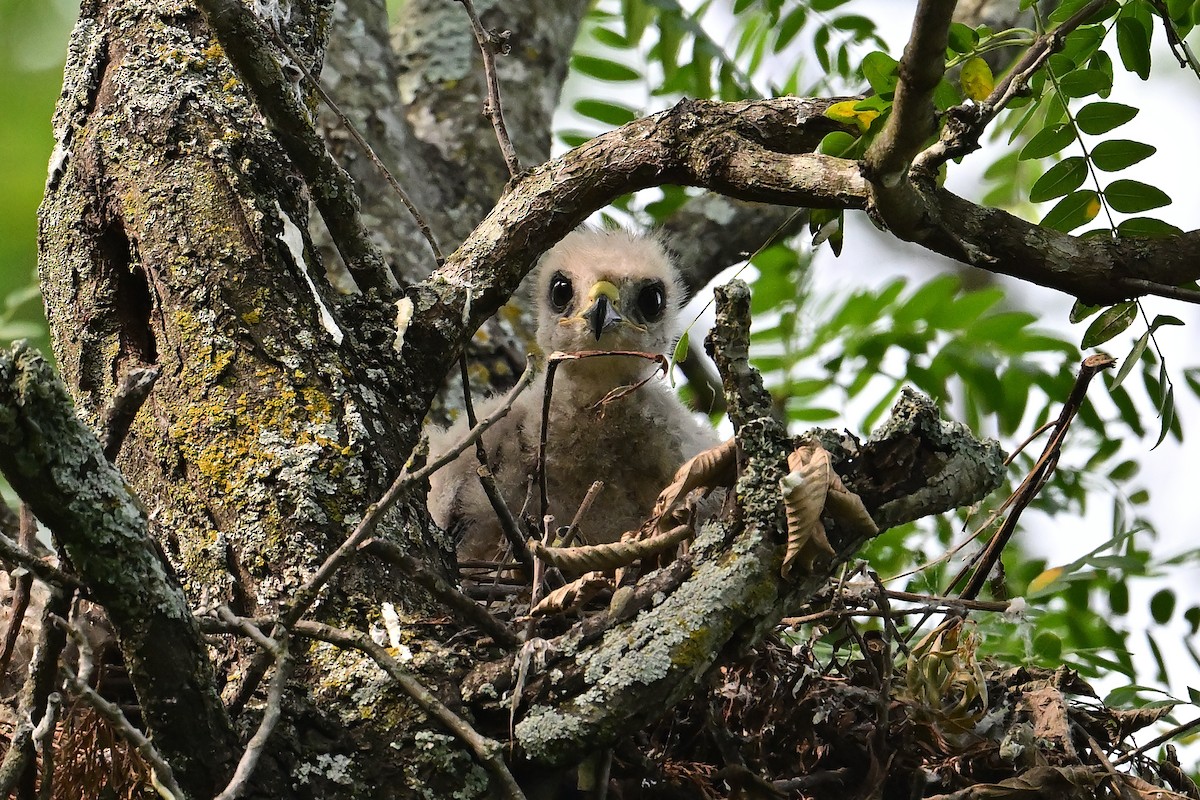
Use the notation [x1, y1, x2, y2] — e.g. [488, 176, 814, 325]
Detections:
[456, 0, 521, 179]
[33, 692, 62, 800]
[460, 357, 534, 579]
[292, 620, 526, 800]
[63, 665, 186, 800]
[1112, 715, 1200, 766]
[193, 0, 391, 291]
[214, 642, 292, 800]
[283, 357, 536, 630]
[954, 354, 1114, 602]
[100, 367, 160, 462]
[865, 0, 956, 186]
[915, 0, 1112, 172]
[359, 537, 521, 650]
[263, 28, 444, 268]
[0, 592, 69, 798]
[0, 507, 37, 679]
[0, 530, 84, 595]
[1115, 277, 1200, 305]
[559, 481, 604, 549]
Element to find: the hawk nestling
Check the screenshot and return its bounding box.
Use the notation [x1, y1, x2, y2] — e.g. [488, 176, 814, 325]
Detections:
[428, 229, 719, 563]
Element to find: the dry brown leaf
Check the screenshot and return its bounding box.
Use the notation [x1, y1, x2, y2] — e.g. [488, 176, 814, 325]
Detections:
[780, 444, 836, 578]
[825, 472, 879, 538]
[650, 438, 737, 532]
[531, 523, 693, 573]
[530, 571, 611, 617]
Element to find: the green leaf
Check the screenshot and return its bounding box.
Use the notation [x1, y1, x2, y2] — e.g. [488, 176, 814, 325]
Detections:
[1029, 157, 1088, 202]
[1076, 101, 1138, 134]
[861, 50, 898, 95]
[811, 0, 850, 9]
[573, 99, 638, 126]
[1070, 301, 1103, 323]
[1057, 68, 1111, 97]
[672, 330, 689, 366]
[1151, 589, 1177, 624]
[1117, 217, 1184, 237]
[571, 55, 641, 82]
[1081, 301, 1137, 348]
[1040, 190, 1100, 233]
[1090, 139, 1156, 171]
[1104, 179, 1171, 213]
[947, 22, 978, 53]
[1110, 580, 1130, 615]
[1019, 123, 1075, 160]
[1116, 15, 1152, 79]
[774, 7, 807, 51]
[1153, 385, 1175, 448]
[1034, 631, 1063, 660]
[1110, 330, 1150, 389]
[818, 130, 858, 157]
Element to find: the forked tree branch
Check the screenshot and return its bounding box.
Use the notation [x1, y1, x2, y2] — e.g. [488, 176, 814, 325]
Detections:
[401, 96, 1200, 425]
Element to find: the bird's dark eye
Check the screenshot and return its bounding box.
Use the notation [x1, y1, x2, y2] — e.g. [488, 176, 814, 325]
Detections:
[637, 282, 666, 321]
[548, 272, 573, 312]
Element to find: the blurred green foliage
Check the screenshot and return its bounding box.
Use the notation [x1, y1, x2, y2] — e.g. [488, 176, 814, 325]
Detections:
[0, 0, 77, 354]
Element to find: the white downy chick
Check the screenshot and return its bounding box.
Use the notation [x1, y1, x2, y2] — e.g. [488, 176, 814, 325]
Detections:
[427, 228, 720, 563]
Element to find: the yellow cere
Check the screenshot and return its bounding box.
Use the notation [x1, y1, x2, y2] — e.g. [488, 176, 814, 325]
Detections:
[587, 280, 620, 303]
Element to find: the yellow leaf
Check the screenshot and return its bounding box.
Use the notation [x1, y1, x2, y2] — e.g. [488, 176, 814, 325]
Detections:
[824, 100, 880, 133]
[959, 57, 994, 103]
[1027, 566, 1065, 595]
[1085, 196, 1101, 221]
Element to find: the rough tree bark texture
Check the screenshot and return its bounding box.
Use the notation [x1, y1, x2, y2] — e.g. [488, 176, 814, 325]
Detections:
[29, 0, 1200, 797]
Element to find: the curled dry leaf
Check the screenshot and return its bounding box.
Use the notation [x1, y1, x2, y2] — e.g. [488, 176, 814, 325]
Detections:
[779, 443, 878, 578]
[780, 444, 836, 578]
[530, 571, 611, 618]
[650, 437, 737, 532]
[530, 524, 693, 573]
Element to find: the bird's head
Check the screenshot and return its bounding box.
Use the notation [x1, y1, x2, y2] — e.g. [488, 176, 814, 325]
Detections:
[534, 229, 685, 359]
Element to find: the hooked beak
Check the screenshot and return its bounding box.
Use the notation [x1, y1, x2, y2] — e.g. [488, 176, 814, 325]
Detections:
[582, 281, 622, 341]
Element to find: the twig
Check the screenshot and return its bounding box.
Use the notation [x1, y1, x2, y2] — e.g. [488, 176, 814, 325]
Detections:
[284, 357, 535, 630]
[100, 367, 160, 461]
[1112, 715, 1200, 766]
[560, 481, 604, 548]
[63, 665, 185, 800]
[0, 530, 84, 595]
[292, 620, 527, 800]
[1114, 277, 1200, 306]
[865, 0, 956, 184]
[214, 641, 292, 800]
[954, 354, 1114, 602]
[456, 0, 521, 178]
[459, 357, 535, 580]
[33, 692, 62, 800]
[537, 350, 668, 525]
[0, 507, 37, 679]
[915, 0, 1112, 172]
[359, 538, 520, 650]
[1082, 727, 1139, 800]
[0, 592, 69, 798]
[263, 30, 444, 268]
[217, 605, 280, 655]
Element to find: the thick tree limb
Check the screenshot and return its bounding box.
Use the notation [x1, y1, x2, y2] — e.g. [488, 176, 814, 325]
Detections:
[0, 344, 235, 797]
[404, 96, 1200, 430]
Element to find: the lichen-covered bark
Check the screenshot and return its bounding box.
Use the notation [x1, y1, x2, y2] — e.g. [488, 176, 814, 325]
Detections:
[0, 345, 235, 796]
[36, 0, 471, 795]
